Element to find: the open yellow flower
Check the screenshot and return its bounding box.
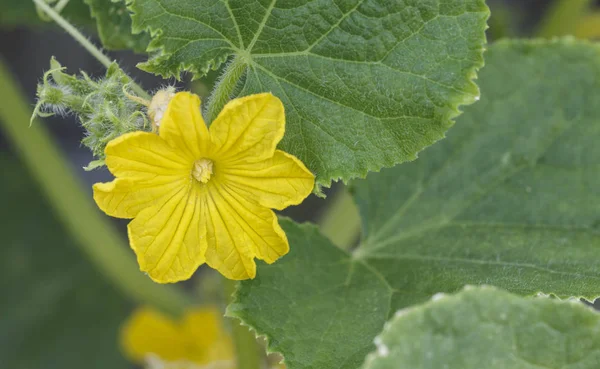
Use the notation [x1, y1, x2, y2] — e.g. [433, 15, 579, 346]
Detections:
[121, 306, 234, 368]
[93, 92, 314, 282]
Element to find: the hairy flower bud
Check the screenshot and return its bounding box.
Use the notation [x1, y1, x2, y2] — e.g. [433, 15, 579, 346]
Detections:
[32, 57, 150, 169]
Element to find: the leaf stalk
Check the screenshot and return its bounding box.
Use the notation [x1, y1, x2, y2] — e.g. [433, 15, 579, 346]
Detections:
[205, 56, 247, 124]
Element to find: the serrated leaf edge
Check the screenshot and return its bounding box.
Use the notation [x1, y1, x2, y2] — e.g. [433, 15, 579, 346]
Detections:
[313, 2, 492, 190]
[225, 280, 286, 366]
[224, 220, 328, 368]
[126, 0, 238, 79]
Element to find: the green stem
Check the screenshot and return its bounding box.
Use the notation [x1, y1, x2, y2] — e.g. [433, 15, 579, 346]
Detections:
[224, 279, 263, 369]
[205, 56, 247, 124]
[0, 58, 190, 316]
[34, 0, 112, 67]
[318, 186, 361, 250]
[537, 0, 594, 37]
[32, 0, 150, 100]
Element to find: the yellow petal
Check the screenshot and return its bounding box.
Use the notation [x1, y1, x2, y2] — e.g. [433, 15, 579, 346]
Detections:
[183, 308, 234, 364]
[160, 92, 210, 160]
[203, 190, 256, 280]
[204, 184, 289, 279]
[222, 150, 314, 210]
[210, 93, 284, 163]
[93, 177, 187, 219]
[104, 131, 190, 180]
[128, 183, 208, 283]
[120, 307, 187, 363]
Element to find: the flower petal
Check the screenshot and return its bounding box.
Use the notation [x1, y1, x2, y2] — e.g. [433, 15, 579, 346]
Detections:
[203, 184, 289, 280]
[104, 131, 190, 180]
[93, 177, 188, 219]
[120, 307, 187, 363]
[183, 308, 234, 364]
[203, 192, 256, 280]
[209, 93, 284, 163]
[128, 183, 208, 283]
[160, 92, 210, 160]
[222, 150, 314, 210]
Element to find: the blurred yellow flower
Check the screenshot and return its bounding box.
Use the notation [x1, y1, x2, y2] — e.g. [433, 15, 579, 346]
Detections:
[121, 306, 234, 369]
[93, 92, 314, 282]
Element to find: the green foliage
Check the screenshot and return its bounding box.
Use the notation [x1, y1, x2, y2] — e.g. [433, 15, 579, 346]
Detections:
[363, 286, 600, 369]
[228, 220, 392, 369]
[14, 0, 600, 368]
[228, 38, 600, 369]
[128, 0, 489, 190]
[0, 155, 130, 369]
[33, 57, 149, 165]
[84, 0, 150, 52]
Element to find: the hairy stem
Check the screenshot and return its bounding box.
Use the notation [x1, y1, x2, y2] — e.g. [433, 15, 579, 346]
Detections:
[34, 0, 111, 66]
[318, 186, 361, 250]
[0, 58, 190, 316]
[225, 279, 263, 369]
[537, 0, 594, 37]
[205, 56, 247, 124]
[32, 0, 150, 100]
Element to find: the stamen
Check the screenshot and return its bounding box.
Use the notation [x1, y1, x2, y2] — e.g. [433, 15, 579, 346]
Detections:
[192, 158, 213, 183]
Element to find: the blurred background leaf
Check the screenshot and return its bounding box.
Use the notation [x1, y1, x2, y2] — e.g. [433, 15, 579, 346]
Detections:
[0, 47, 189, 367]
[0, 153, 130, 369]
[574, 12, 600, 39]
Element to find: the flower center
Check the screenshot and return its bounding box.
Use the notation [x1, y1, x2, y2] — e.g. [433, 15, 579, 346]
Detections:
[192, 158, 213, 183]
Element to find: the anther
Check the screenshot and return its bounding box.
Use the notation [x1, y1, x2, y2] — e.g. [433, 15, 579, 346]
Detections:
[192, 158, 213, 183]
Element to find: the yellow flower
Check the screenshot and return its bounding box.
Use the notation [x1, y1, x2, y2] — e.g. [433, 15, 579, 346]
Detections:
[93, 92, 314, 282]
[121, 306, 234, 368]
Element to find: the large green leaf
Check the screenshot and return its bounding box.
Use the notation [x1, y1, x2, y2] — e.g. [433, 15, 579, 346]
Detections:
[129, 0, 489, 189]
[363, 286, 600, 369]
[0, 154, 130, 368]
[84, 0, 150, 52]
[228, 38, 600, 369]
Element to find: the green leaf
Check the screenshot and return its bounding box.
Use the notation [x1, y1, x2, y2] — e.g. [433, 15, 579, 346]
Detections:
[0, 154, 130, 369]
[228, 220, 393, 369]
[228, 38, 600, 369]
[364, 286, 600, 369]
[84, 0, 150, 52]
[129, 0, 489, 189]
